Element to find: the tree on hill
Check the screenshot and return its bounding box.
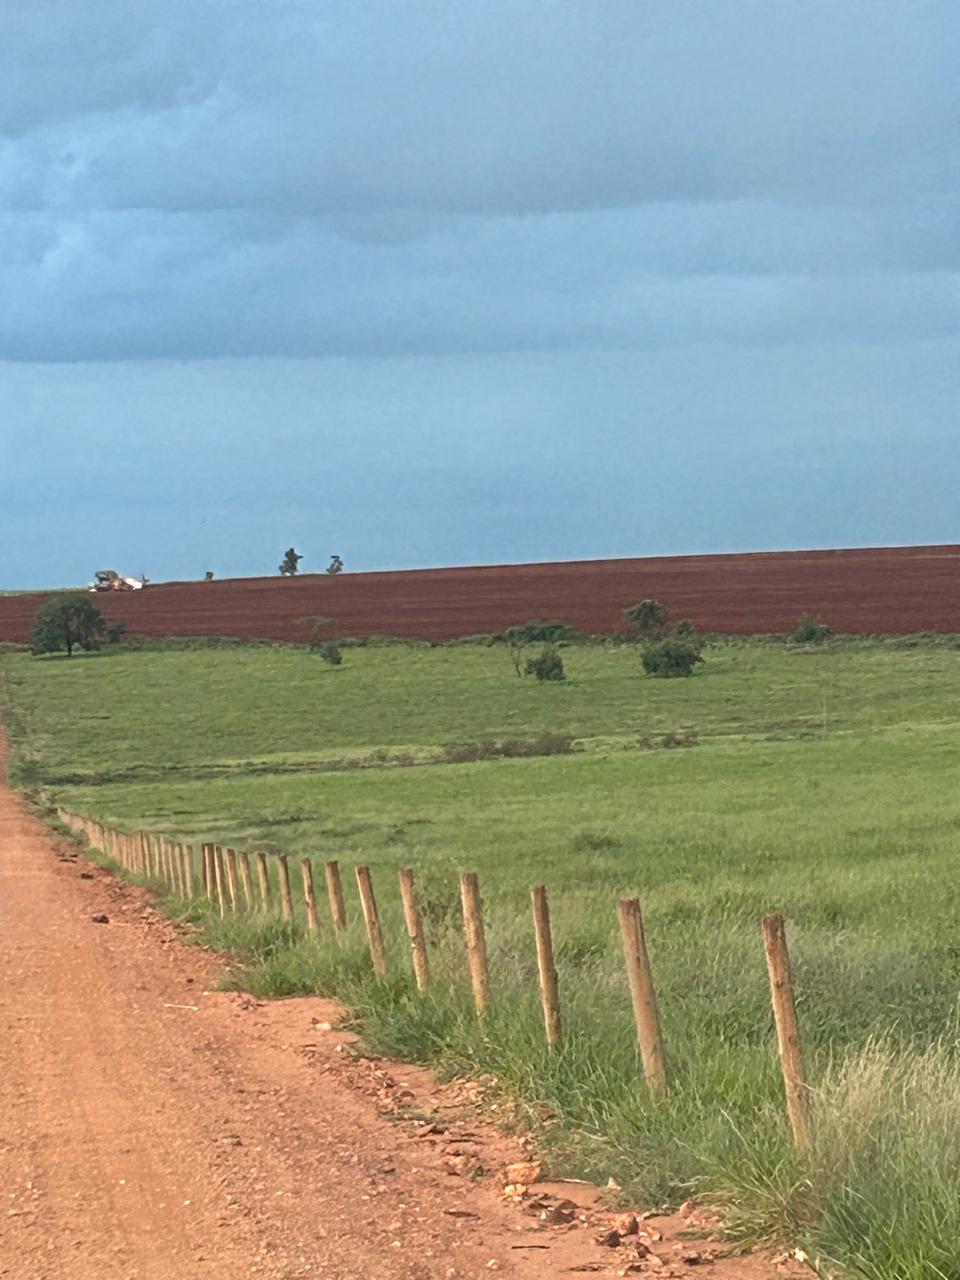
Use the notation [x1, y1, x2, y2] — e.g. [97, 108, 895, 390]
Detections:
[326, 555, 343, 575]
[30, 594, 107, 657]
[279, 547, 303, 576]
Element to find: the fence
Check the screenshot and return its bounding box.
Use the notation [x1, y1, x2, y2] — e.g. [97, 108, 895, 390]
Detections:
[54, 806, 812, 1150]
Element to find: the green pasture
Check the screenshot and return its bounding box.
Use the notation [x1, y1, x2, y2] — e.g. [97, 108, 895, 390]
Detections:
[3, 636, 960, 1278]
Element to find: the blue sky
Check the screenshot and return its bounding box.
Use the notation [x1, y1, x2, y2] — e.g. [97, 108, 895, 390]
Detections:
[1, 0, 957, 588]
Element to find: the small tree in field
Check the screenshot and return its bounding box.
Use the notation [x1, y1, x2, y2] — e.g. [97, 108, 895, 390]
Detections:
[326, 555, 343, 575]
[792, 613, 831, 644]
[641, 637, 704, 678]
[30, 594, 107, 657]
[526, 644, 566, 681]
[623, 598, 668, 639]
[307, 615, 343, 665]
[279, 547, 303, 576]
[505, 620, 576, 677]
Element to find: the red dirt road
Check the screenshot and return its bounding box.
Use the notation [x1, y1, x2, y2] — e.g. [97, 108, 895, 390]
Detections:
[0, 732, 810, 1280]
[1, 544, 958, 644]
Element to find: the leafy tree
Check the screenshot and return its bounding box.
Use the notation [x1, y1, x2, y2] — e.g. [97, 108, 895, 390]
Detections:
[30, 594, 107, 657]
[326, 555, 343, 575]
[623, 599, 668, 638]
[279, 547, 303, 576]
[204, 570, 215, 581]
[641, 637, 704, 678]
[526, 644, 566, 681]
[792, 613, 831, 644]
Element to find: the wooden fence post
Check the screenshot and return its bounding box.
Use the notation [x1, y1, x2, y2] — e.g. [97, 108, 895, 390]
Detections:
[762, 913, 812, 1151]
[277, 854, 294, 923]
[225, 848, 240, 911]
[617, 898, 668, 1096]
[238, 851, 254, 910]
[256, 851, 272, 910]
[213, 846, 227, 918]
[355, 865, 387, 976]
[398, 868, 430, 991]
[171, 841, 183, 895]
[324, 860, 348, 931]
[300, 859, 319, 932]
[181, 845, 195, 898]
[531, 884, 562, 1049]
[459, 871, 490, 1015]
[201, 845, 213, 898]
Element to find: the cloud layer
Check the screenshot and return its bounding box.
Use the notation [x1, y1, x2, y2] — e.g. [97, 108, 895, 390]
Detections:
[2, 0, 958, 360]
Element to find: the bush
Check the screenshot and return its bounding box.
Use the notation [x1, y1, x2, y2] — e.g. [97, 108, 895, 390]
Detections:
[793, 613, 831, 644]
[525, 644, 566, 681]
[641, 638, 704, 677]
[505, 619, 577, 676]
[623, 599, 668, 638]
[307, 616, 343, 664]
[441, 732, 576, 764]
[508, 619, 578, 644]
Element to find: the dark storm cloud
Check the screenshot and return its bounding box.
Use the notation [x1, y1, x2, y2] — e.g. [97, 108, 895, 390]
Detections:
[1, 0, 958, 360]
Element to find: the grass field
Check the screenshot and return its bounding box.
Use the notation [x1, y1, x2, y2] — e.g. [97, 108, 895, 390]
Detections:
[3, 636, 960, 1278]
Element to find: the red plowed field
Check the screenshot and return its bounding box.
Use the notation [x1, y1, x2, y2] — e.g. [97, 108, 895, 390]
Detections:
[2, 545, 958, 644]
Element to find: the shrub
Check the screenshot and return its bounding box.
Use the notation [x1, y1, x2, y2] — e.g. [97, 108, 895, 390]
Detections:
[622, 599, 668, 639]
[505, 619, 577, 675]
[440, 732, 575, 764]
[525, 644, 566, 681]
[793, 613, 831, 644]
[641, 638, 704, 677]
[510, 619, 578, 644]
[317, 641, 342, 666]
[673, 618, 698, 640]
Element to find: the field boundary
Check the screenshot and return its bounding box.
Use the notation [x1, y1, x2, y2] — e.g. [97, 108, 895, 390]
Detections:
[57, 807, 813, 1155]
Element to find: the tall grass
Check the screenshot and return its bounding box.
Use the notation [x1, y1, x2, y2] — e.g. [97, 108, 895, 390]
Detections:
[149, 863, 960, 1277]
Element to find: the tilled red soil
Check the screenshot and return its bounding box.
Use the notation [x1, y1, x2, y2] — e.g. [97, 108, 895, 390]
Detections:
[2, 544, 958, 643]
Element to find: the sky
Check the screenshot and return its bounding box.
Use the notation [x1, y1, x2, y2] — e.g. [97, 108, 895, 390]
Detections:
[0, 0, 957, 588]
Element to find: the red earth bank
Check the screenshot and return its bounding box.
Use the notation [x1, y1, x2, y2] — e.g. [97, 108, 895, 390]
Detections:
[1, 545, 958, 644]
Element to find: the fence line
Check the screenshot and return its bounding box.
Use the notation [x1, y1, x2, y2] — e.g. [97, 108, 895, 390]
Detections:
[54, 805, 812, 1147]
